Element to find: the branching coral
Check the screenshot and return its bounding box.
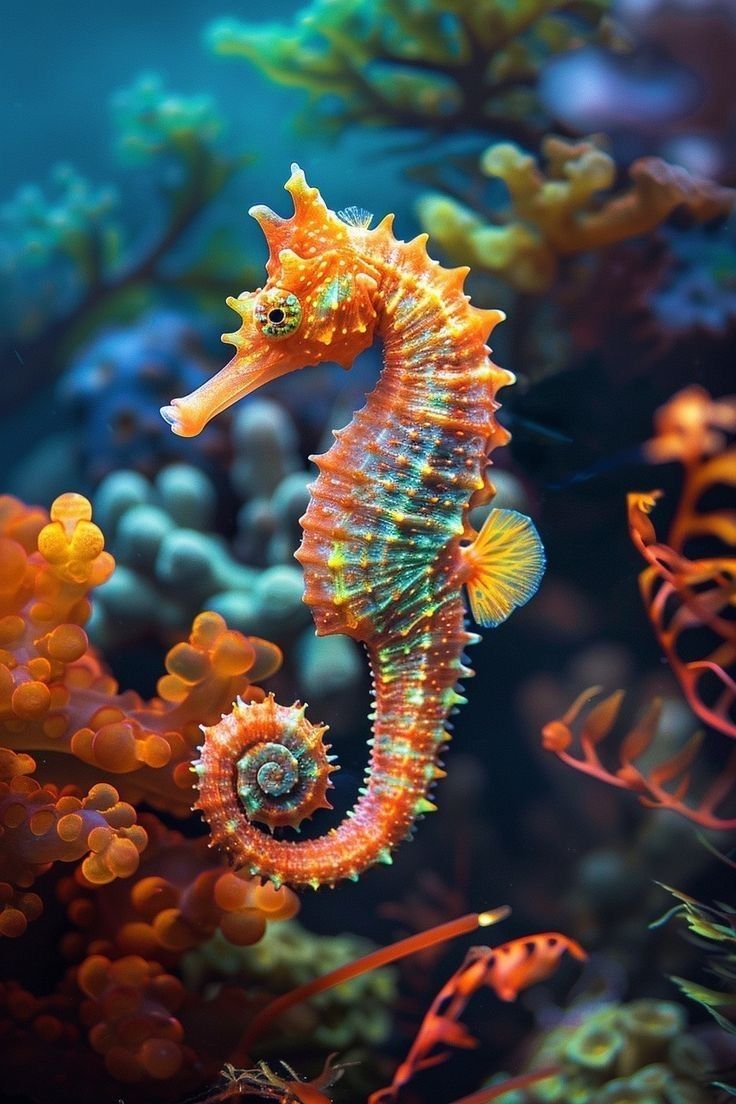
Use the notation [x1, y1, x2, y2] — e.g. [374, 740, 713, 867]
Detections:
[207, 0, 610, 142]
[629, 386, 736, 739]
[418, 136, 735, 291]
[0, 489, 284, 937]
[0, 75, 256, 402]
[369, 933, 586, 1104]
[541, 686, 736, 829]
[541, 386, 736, 829]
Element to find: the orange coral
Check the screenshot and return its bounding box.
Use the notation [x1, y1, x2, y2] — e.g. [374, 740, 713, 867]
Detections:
[539, 388, 736, 831]
[59, 816, 299, 965]
[368, 932, 585, 1104]
[0, 747, 146, 936]
[0, 491, 303, 1092]
[629, 387, 736, 739]
[0, 491, 286, 938]
[541, 687, 736, 830]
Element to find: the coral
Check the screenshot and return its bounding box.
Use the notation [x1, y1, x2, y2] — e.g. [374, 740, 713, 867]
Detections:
[541, 388, 736, 831]
[207, 0, 609, 142]
[0, 489, 284, 935]
[88, 458, 361, 703]
[61, 816, 300, 964]
[77, 952, 189, 1082]
[541, 686, 736, 829]
[183, 919, 395, 1053]
[53, 817, 299, 1085]
[370, 933, 586, 1104]
[418, 136, 735, 292]
[0, 74, 256, 403]
[489, 998, 715, 1103]
[89, 454, 313, 649]
[629, 387, 736, 739]
[58, 311, 228, 486]
[0, 749, 146, 937]
[649, 222, 736, 343]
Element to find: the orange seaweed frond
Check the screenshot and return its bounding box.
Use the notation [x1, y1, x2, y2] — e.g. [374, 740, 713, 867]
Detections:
[542, 687, 736, 829]
[369, 932, 585, 1104]
[234, 908, 511, 1063]
[628, 389, 736, 739]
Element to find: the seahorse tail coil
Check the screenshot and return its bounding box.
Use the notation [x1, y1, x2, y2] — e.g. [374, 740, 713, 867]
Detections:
[190, 609, 471, 890]
[193, 694, 336, 835]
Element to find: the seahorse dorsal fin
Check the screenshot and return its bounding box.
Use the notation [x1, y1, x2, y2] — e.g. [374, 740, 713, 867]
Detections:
[462, 509, 545, 627]
[337, 205, 374, 229]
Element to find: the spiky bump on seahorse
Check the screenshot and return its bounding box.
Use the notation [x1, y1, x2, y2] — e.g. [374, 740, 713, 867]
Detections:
[162, 164, 545, 888]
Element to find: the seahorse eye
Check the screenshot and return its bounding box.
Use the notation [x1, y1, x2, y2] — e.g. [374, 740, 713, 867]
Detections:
[255, 290, 302, 338]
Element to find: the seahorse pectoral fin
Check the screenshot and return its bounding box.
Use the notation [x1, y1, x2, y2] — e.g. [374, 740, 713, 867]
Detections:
[461, 508, 545, 628]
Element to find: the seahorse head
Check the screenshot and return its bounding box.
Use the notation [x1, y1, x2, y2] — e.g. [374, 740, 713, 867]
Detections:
[161, 165, 381, 437]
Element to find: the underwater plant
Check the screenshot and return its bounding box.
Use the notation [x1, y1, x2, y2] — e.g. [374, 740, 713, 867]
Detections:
[194, 907, 584, 1104]
[542, 686, 736, 830]
[628, 386, 736, 740]
[161, 165, 545, 889]
[654, 879, 736, 1045]
[541, 385, 736, 829]
[207, 0, 611, 142]
[368, 931, 586, 1103]
[0, 75, 256, 404]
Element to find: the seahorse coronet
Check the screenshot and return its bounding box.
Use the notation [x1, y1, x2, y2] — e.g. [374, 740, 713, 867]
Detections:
[193, 693, 334, 834]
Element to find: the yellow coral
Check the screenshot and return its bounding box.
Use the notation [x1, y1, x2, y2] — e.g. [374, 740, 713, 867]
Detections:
[419, 136, 735, 292]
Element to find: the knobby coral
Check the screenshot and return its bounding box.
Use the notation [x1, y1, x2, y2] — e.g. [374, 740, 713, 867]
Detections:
[0, 489, 284, 938]
[490, 997, 715, 1103]
[418, 136, 735, 292]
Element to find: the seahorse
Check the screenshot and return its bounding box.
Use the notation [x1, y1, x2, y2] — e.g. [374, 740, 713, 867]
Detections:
[161, 165, 544, 889]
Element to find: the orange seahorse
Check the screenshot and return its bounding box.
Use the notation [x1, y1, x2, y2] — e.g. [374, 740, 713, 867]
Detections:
[161, 166, 544, 888]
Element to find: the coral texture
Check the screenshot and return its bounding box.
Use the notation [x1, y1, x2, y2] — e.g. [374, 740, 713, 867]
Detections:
[0, 489, 283, 937]
[0, 75, 256, 403]
[418, 136, 735, 292]
[490, 998, 715, 1103]
[207, 0, 609, 141]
